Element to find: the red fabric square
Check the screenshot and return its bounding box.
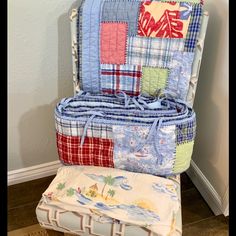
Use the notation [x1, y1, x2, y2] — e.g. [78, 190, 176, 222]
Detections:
[100, 22, 128, 64]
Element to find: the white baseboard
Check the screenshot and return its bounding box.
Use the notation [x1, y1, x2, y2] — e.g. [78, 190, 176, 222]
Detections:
[222, 187, 229, 216]
[8, 161, 62, 186]
[186, 160, 226, 216]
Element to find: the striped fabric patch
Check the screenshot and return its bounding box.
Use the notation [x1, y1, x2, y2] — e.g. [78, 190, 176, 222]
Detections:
[127, 37, 185, 67]
[184, 4, 202, 52]
[101, 64, 142, 96]
[56, 132, 114, 167]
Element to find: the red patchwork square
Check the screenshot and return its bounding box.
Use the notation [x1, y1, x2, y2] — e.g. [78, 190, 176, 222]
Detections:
[100, 22, 128, 64]
[56, 132, 114, 167]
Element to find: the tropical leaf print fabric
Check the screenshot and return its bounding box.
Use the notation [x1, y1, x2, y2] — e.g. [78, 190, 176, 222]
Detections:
[138, 2, 191, 38]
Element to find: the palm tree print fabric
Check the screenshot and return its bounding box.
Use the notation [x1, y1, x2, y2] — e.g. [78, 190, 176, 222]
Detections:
[43, 166, 180, 236]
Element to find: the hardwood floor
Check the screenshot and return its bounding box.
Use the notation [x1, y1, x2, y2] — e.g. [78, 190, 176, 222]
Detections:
[7, 173, 229, 235]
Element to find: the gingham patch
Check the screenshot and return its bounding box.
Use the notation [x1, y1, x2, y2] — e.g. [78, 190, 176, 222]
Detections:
[176, 120, 196, 144]
[56, 132, 114, 167]
[184, 4, 202, 52]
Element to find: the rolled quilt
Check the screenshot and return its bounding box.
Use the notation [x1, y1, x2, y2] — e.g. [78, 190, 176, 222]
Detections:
[42, 166, 181, 236]
[55, 92, 196, 176]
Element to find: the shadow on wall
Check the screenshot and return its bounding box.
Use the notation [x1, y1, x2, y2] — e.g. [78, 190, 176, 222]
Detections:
[192, 3, 227, 187]
[18, 0, 82, 167]
[18, 100, 59, 167]
[57, 0, 83, 98]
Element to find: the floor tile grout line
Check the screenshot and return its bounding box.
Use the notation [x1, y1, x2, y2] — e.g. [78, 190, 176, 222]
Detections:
[181, 187, 196, 193]
[8, 200, 40, 211]
[183, 215, 217, 227]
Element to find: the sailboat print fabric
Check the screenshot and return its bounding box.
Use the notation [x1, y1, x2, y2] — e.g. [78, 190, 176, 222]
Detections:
[42, 166, 180, 236]
[77, 0, 203, 99]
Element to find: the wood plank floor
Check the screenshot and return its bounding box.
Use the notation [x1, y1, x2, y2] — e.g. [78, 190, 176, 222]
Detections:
[7, 173, 229, 235]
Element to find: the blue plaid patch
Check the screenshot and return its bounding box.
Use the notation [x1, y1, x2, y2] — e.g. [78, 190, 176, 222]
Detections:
[176, 120, 196, 144]
[127, 37, 185, 67]
[184, 4, 203, 52]
[100, 64, 142, 96]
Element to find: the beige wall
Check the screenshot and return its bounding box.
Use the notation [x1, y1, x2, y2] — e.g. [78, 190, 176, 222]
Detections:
[8, 0, 82, 171]
[192, 0, 228, 201]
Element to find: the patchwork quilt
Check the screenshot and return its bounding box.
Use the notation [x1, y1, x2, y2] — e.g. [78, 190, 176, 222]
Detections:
[77, 0, 203, 100]
[55, 92, 196, 176]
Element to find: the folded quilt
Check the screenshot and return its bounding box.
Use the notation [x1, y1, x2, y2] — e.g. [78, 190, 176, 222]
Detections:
[55, 92, 196, 176]
[42, 166, 180, 236]
[77, 0, 204, 100]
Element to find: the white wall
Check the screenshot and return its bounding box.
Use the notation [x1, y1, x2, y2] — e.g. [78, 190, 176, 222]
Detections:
[189, 0, 228, 214]
[8, 0, 82, 171]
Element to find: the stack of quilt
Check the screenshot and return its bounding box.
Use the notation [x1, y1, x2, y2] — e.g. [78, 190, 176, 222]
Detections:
[36, 0, 208, 235]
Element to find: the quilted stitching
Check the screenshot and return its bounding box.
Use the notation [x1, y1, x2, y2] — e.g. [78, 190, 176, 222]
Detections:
[101, 64, 142, 96]
[167, 51, 195, 100]
[56, 132, 114, 167]
[100, 22, 128, 64]
[127, 37, 185, 67]
[76, 0, 85, 87]
[142, 67, 169, 96]
[184, 3, 202, 52]
[81, 0, 104, 93]
[76, 0, 204, 99]
[173, 141, 194, 173]
[176, 120, 196, 144]
[102, 0, 140, 36]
